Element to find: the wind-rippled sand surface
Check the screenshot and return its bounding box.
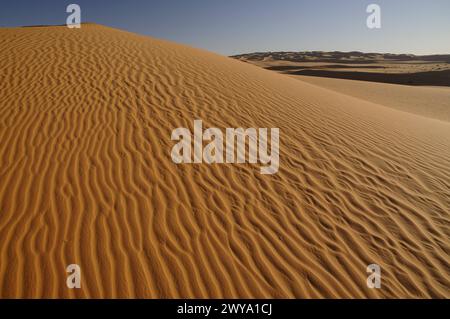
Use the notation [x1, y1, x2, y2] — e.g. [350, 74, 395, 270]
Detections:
[0, 25, 449, 298]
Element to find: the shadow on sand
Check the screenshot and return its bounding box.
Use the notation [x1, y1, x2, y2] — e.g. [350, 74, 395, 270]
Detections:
[270, 68, 450, 87]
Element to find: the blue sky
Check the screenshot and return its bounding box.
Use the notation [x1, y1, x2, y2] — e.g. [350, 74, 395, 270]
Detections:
[1, 0, 449, 55]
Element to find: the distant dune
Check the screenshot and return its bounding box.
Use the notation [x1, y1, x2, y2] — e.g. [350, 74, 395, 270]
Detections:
[233, 51, 450, 87]
[0, 25, 449, 298]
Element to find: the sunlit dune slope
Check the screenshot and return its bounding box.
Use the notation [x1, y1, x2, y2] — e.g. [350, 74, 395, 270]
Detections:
[292, 75, 450, 122]
[0, 24, 449, 298]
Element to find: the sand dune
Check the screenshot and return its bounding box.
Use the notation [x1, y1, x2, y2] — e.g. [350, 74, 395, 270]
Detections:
[291, 76, 450, 122]
[234, 51, 450, 87]
[0, 24, 449, 298]
[233, 51, 450, 122]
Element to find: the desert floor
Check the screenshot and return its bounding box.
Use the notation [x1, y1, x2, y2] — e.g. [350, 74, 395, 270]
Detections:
[233, 51, 450, 87]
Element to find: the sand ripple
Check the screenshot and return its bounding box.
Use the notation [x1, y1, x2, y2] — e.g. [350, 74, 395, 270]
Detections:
[0, 25, 449, 298]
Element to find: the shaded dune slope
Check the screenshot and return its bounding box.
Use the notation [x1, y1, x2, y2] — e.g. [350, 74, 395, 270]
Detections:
[0, 25, 449, 298]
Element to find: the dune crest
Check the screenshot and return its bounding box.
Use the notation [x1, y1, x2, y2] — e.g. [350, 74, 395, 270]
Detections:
[0, 24, 449, 298]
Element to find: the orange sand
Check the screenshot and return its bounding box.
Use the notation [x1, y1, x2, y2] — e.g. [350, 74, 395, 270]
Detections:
[0, 25, 449, 298]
